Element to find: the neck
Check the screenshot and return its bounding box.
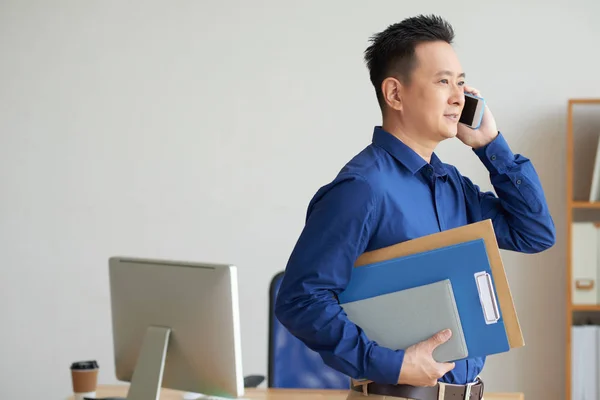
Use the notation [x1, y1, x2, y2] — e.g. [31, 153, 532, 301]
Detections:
[382, 115, 438, 164]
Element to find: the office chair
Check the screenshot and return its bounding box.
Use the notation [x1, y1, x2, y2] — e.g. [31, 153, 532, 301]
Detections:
[268, 271, 350, 389]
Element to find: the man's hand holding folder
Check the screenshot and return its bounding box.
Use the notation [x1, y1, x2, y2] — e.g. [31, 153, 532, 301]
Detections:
[342, 220, 526, 389]
[398, 329, 456, 387]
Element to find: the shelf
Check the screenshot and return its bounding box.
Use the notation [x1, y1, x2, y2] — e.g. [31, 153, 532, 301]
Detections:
[569, 98, 600, 105]
[572, 305, 600, 311]
[571, 201, 600, 209]
[566, 98, 600, 400]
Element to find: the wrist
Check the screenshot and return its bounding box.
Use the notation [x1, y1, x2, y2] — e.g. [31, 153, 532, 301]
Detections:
[472, 130, 499, 149]
[397, 351, 415, 384]
[472, 131, 513, 174]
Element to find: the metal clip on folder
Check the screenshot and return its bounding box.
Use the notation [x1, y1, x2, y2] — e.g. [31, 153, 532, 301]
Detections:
[475, 271, 500, 324]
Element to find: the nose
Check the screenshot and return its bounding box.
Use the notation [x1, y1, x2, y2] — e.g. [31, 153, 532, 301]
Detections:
[449, 86, 464, 107]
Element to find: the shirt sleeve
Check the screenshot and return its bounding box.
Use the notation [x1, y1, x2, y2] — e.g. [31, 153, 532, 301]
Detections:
[274, 173, 404, 385]
[461, 132, 556, 253]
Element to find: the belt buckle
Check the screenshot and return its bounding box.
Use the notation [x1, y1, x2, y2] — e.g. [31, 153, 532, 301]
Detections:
[438, 380, 477, 400]
[464, 377, 482, 400]
[464, 382, 473, 400]
[437, 382, 447, 400]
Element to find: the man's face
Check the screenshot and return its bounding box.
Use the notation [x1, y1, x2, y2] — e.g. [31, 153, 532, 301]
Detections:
[398, 41, 466, 141]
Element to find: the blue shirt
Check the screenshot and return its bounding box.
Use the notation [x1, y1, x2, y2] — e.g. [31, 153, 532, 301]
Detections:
[274, 126, 555, 385]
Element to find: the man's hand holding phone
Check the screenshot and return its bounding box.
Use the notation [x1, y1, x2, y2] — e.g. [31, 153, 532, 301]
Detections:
[457, 86, 499, 149]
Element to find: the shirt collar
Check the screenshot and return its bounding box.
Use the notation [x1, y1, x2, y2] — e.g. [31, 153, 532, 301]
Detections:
[430, 152, 449, 180]
[371, 126, 448, 179]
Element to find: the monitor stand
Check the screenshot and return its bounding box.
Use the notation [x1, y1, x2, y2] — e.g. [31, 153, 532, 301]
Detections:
[116, 326, 171, 400]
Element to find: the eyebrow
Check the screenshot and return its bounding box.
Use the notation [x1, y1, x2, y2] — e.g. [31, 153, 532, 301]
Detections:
[435, 70, 466, 78]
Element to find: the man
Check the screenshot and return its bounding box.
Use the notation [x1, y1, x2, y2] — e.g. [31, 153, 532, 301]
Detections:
[274, 14, 555, 400]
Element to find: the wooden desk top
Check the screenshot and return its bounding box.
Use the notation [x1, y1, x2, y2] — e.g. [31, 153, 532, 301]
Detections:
[71, 385, 348, 399]
[69, 385, 524, 400]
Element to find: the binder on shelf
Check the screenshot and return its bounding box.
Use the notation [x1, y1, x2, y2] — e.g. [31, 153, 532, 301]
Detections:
[571, 222, 599, 305]
[571, 325, 598, 400]
[338, 238, 510, 361]
[589, 134, 600, 202]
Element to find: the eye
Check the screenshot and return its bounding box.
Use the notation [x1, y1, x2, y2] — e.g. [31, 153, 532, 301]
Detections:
[458, 81, 465, 86]
[439, 79, 449, 84]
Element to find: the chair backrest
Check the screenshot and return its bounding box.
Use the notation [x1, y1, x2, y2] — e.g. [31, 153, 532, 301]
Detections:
[268, 271, 350, 389]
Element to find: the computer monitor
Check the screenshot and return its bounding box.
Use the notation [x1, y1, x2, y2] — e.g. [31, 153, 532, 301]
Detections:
[108, 256, 244, 400]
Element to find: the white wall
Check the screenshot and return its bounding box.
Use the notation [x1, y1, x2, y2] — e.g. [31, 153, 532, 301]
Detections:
[1, 1, 598, 399]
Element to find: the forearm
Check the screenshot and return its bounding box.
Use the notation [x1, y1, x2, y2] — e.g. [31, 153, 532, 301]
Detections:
[274, 286, 404, 384]
[274, 174, 405, 384]
[472, 132, 556, 252]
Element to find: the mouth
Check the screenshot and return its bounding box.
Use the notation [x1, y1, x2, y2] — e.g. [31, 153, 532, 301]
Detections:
[444, 114, 459, 122]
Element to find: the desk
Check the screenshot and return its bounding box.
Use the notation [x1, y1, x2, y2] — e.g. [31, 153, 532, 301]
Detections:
[68, 385, 524, 400]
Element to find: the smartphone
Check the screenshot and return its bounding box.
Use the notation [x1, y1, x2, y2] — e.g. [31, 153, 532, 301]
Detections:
[459, 93, 485, 129]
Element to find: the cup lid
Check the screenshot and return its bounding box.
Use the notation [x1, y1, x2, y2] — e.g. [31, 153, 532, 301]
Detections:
[70, 360, 99, 370]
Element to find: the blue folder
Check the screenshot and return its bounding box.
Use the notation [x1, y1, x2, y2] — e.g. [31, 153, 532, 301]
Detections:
[337, 238, 510, 359]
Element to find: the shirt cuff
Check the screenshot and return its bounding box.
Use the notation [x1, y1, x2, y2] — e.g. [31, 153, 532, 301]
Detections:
[366, 346, 405, 384]
[472, 132, 514, 174]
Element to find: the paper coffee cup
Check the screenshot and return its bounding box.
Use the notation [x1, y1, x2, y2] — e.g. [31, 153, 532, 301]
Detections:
[70, 360, 99, 400]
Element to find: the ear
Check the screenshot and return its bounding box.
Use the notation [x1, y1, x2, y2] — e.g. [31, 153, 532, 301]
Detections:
[381, 77, 403, 112]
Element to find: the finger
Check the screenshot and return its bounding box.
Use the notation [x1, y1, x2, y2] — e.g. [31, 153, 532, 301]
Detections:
[428, 329, 452, 350]
[440, 361, 456, 374]
[464, 86, 481, 97]
[425, 379, 439, 387]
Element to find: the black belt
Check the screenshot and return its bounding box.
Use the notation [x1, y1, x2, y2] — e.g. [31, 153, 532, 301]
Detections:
[351, 377, 484, 400]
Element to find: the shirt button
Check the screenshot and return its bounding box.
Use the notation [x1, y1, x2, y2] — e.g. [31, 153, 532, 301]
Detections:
[491, 155, 497, 161]
[516, 179, 522, 185]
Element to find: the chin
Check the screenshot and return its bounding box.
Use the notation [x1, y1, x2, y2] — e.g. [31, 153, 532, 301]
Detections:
[439, 121, 458, 139]
[440, 129, 457, 139]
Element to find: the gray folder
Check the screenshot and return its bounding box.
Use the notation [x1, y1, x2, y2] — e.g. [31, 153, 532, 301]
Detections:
[340, 279, 468, 362]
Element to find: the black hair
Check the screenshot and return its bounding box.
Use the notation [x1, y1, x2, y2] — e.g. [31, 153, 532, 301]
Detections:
[364, 14, 455, 108]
